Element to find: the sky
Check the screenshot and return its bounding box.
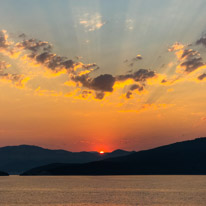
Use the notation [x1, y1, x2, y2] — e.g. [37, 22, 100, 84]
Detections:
[0, 0, 206, 152]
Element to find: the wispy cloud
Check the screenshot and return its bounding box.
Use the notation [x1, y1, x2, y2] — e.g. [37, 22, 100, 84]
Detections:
[125, 18, 134, 31]
[79, 13, 105, 32]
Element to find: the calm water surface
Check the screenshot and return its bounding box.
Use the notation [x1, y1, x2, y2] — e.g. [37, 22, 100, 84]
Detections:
[0, 175, 206, 206]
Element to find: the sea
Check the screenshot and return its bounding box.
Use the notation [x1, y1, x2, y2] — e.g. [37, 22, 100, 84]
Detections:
[0, 175, 205, 206]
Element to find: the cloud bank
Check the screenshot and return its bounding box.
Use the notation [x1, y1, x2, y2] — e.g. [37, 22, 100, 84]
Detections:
[1, 29, 206, 101]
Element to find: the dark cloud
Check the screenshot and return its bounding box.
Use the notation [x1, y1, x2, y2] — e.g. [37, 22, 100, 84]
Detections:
[181, 49, 198, 59]
[82, 63, 97, 69]
[198, 73, 206, 81]
[71, 74, 90, 88]
[174, 46, 205, 73]
[81, 90, 92, 98]
[19, 33, 26, 39]
[16, 38, 52, 53]
[72, 74, 115, 93]
[61, 59, 75, 70]
[95, 91, 105, 100]
[125, 54, 143, 67]
[35, 52, 55, 63]
[0, 29, 158, 100]
[15, 37, 99, 75]
[90, 74, 115, 92]
[127, 69, 133, 73]
[73, 69, 154, 99]
[181, 57, 204, 73]
[196, 35, 206, 47]
[126, 84, 144, 99]
[161, 79, 167, 83]
[130, 84, 143, 91]
[34, 52, 75, 71]
[169, 42, 205, 74]
[116, 69, 156, 82]
[126, 91, 132, 99]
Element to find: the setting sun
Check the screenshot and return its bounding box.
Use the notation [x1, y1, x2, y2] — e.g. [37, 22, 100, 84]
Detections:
[99, 151, 105, 154]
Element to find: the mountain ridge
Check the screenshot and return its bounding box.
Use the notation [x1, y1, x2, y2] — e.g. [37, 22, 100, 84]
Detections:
[0, 144, 134, 174]
[21, 137, 206, 176]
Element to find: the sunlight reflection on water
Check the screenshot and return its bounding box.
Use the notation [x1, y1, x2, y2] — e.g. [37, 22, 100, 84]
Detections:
[0, 175, 206, 206]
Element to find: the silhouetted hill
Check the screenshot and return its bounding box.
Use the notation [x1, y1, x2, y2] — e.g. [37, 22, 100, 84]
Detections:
[0, 171, 9, 176]
[0, 145, 133, 174]
[21, 137, 206, 175]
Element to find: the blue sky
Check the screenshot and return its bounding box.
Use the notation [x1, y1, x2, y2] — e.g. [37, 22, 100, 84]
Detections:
[1, 0, 206, 75]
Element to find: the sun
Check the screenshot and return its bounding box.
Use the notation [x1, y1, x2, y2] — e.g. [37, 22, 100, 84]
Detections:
[99, 150, 105, 154]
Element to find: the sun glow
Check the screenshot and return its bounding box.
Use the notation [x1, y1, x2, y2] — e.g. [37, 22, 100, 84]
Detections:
[99, 151, 105, 154]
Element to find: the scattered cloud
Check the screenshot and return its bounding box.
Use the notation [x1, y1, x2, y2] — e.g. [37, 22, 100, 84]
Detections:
[196, 34, 206, 47]
[197, 73, 206, 81]
[124, 54, 143, 67]
[169, 42, 205, 74]
[1, 28, 206, 102]
[168, 42, 185, 52]
[126, 18, 134, 30]
[0, 60, 29, 88]
[79, 13, 105, 32]
[116, 69, 155, 82]
[125, 84, 144, 99]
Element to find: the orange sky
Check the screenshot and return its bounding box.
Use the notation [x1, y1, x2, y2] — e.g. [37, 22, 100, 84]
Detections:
[0, 0, 206, 152]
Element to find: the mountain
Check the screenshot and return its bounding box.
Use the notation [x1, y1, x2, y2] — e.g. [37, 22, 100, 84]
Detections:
[0, 145, 134, 174]
[0, 171, 9, 176]
[22, 137, 206, 175]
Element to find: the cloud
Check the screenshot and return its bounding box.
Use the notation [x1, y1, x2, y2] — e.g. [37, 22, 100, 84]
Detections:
[0, 61, 10, 72]
[81, 90, 92, 99]
[180, 49, 199, 60]
[72, 73, 115, 93]
[0, 29, 158, 100]
[169, 42, 205, 74]
[197, 73, 206, 81]
[125, 84, 144, 99]
[95, 91, 105, 100]
[0, 72, 29, 88]
[80, 13, 105, 32]
[13, 37, 98, 77]
[0, 30, 10, 49]
[114, 69, 156, 99]
[180, 57, 204, 73]
[90, 74, 115, 92]
[0, 60, 29, 88]
[72, 69, 155, 100]
[196, 34, 206, 47]
[16, 38, 52, 53]
[116, 69, 156, 82]
[168, 42, 185, 52]
[124, 54, 143, 67]
[126, 18, 134, 30]
[130, 84, 144, 91]
[0, 30, 16, 57]
[134, 54, 143, 60]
